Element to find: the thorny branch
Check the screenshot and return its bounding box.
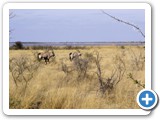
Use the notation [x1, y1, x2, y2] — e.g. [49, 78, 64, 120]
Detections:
[101, 10, 145, 38]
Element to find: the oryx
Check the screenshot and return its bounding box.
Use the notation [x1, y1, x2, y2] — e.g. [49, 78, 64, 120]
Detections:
[69, 51, 82, 61]
[37, 50, 55, 64]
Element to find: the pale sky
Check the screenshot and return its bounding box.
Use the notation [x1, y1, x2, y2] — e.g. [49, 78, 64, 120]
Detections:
[9, 9, 145, 42]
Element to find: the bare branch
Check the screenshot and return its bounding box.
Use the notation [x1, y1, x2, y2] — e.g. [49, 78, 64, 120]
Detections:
[9, 12, 16, 40]
[101, 10, 145, 38]
[9, 12, 16, 19]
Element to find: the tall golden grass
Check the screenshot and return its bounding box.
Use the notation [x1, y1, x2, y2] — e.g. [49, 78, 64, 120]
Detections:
[9, 46, 145, 109]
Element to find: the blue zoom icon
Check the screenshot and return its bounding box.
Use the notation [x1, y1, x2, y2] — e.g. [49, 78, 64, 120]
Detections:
[137, 89, 158, 110]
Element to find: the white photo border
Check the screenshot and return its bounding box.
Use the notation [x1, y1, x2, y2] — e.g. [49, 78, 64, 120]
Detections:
[3, 3, 151, 115]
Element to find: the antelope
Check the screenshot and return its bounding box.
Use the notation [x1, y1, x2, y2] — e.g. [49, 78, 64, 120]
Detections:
[69, 51, 82, 61]
[37, 50, 55, 64]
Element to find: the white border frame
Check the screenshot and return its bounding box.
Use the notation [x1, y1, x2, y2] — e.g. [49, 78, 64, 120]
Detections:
[3, 3, 151, 115]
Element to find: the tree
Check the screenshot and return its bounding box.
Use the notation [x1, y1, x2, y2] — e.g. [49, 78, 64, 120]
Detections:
[13, 41, 24, 49]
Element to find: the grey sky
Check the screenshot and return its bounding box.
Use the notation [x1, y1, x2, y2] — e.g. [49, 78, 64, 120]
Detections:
[9, 9, 145, 42]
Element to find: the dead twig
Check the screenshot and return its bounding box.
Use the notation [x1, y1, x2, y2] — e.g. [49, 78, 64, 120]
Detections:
[101, 10, 145, 38]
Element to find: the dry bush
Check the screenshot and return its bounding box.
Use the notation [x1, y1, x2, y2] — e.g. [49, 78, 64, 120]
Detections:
[58, 58, 79, 86]
[112, 54, 126, 84]
[73, 58, 89, 80]
[115, 46, 144, 88]
[9, 55, 40, 92]
[83, 52, 95, 63]
[60, 59, 89, 82]
[60, 59, 74, 75]
[93, 51, 114, 94]
[94, 51, 126, 94]
[128, 47, 145, 71]
[93, 51, 103, 92]
[65, 50, 91, 80]
[60, 51, 95, 81]
[61, 59, 69, 75]
[9, 55, 41, 108]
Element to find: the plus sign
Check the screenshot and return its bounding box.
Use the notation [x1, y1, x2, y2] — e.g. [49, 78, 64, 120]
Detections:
[142, 93, 153, 105]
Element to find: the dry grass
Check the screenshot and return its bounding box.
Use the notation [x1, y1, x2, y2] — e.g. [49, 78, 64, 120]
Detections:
[9, 46, 145, 109]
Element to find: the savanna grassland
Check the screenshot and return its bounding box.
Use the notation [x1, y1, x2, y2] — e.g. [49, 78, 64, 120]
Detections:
[9, 46, 145, 109]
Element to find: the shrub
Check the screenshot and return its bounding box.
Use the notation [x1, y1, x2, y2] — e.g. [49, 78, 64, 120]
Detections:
[73, 58, 89, 80]
[13, 41, 24, 49]
[129, 47, 145, 71]
[9, 56, 40, 93]
[120, 46, 125, 49]
[94, 51, 126, 94]
[84, 52, 95, 63]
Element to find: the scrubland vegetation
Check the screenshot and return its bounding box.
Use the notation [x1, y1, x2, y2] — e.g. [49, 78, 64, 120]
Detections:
[9, 45, 145, 109]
